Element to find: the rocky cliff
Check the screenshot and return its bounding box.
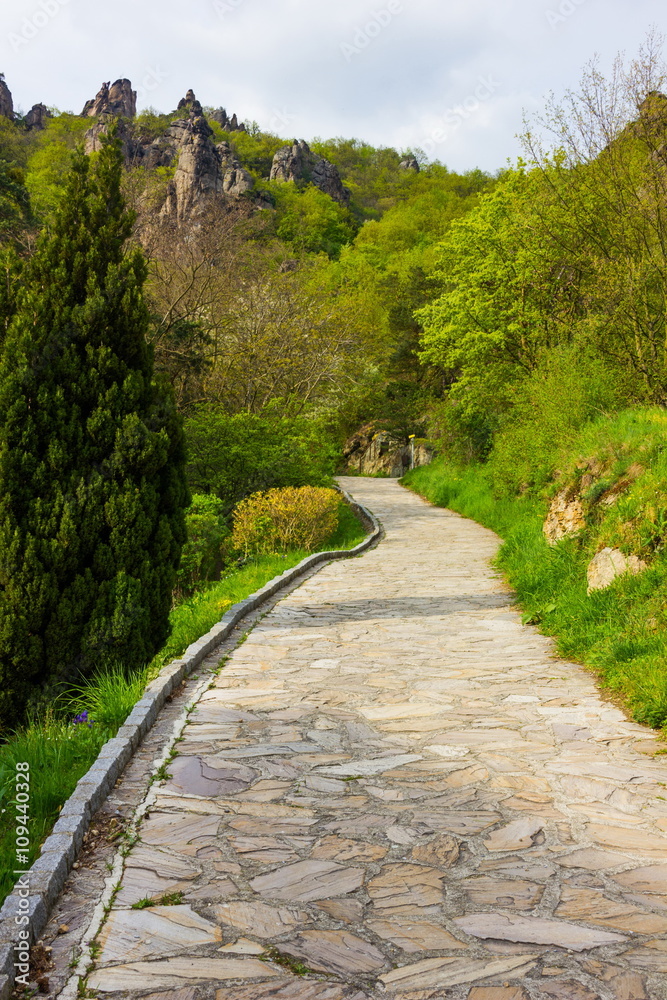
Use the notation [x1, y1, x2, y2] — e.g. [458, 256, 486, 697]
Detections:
[0, 75, 50, 129]
[1, 74, 351, 223]
[160, 115, 248, 222]
[24, 103, 51, 130]
[270, 140, 350, 204]
[80, 86, 254, 222]
[82, 79, 137, 118]
[210, 107, 246, 133]
[0, 76, 13, 120]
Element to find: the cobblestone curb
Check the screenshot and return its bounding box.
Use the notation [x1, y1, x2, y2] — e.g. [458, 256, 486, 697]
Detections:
[0, 489, 381, 999]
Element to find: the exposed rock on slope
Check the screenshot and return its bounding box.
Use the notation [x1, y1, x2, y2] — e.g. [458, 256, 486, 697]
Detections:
[218, 142, 254, 197]
[82, 79, 137, 118]
[161, 116, 222, 222]
[24, 104, 51, 130]
[84, 116, 140, 159]
[543, 489, 586, 545]
[0, 77, 13, 120]
[210, 107, 246, 132]
[344, 424, 434, 477]
[178, 89, 203, 117]
[270, 140, 350, 204]
[161, 118, 254, 222]
[587, 547, 647, 592]
[400, 156, 420, 172]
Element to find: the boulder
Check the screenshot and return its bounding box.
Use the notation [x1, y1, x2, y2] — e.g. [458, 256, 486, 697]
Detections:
[178, 89, 203, 118]
[82, 79, 136, 118]
[270, 140, 350, 204]
[24, 103, 51, 130]
[400, 156, 420, 172]
[587, 548, 647, 593]
[218, 142, 254, 197]
[0, 76, 13, 120]
[543, 489, 586, 545]
[344, 425, 433, 478]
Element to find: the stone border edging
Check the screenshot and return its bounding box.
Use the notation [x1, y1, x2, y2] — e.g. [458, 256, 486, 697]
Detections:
[0, 489, 381, 998]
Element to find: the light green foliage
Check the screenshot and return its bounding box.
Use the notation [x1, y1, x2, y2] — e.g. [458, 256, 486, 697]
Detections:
[324, 166, 492, 437]
[488, 345, 625, 495]
[418, 168, 565, 420]
[225, 126, 286, 179]
[25, 113, 92, 219]
[271, 182, 357, 258]
[0, 161, 30, 238]
[133, 108, 176, 142]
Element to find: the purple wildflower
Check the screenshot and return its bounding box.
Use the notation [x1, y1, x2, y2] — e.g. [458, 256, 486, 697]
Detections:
[73, 710, 94, 727]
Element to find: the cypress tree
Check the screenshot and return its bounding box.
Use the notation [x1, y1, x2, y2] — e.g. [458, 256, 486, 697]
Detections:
[0, 132, 189, 726]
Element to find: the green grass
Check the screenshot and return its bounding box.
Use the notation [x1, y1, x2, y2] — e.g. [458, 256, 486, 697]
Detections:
[0, 715, 108, 903]
[0, 499, 367, 905]
[403, 456, 667, 733]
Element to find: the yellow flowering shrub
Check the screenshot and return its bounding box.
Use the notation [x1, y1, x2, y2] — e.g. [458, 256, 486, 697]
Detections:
[232, 486, 340, 556]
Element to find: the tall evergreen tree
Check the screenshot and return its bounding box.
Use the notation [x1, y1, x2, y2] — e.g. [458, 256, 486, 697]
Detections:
[0, 132, 189, 726]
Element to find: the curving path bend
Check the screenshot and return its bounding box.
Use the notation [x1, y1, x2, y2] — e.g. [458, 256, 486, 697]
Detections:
[83, 478, 667, 1000]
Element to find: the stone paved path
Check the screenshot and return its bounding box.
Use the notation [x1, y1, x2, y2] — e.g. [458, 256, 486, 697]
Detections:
[81, 478, 667, 1000]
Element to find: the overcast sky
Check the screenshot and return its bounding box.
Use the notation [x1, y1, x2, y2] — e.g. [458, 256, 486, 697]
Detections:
[2, 0, 664, 173]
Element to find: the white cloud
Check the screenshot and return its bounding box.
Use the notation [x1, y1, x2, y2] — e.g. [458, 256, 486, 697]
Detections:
[1, 0, 663, 171]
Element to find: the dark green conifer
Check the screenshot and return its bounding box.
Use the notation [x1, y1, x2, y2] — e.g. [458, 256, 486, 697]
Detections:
[0, 132, 188, 725]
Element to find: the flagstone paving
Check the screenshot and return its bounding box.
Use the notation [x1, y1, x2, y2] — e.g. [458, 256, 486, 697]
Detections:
[79, 477, 667, 999]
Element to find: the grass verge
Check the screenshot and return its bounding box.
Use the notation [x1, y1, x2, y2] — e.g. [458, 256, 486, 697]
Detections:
[0, 498, 367, 904]
[403, 460, 667, 733]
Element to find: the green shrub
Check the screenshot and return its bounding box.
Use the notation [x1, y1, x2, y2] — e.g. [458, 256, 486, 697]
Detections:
[176, 494, 229, 596]
[488, 345, 625, 497]
[185, 408, 337, 515]
[232, 486, 340, 556]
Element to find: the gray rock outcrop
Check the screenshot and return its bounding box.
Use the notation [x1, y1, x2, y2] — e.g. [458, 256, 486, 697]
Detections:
[82, 79, 137, 118]
[84, 114, 141, 159]
[0, 76, 13, 120]
[24, 103, 51, 130]
[210, 108, 246, 133]
[400, 156, 420, 172]
[270, 140, 350, 204]
[178, 89, 203, 118]
[160, 116, 231, 223]
[587, 547, 647, 593]
[344, 425, 433, 477]
[218, 142, 254, 197]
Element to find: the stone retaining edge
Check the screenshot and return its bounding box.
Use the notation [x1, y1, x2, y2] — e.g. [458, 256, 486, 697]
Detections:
[0, 489, 381, 998]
